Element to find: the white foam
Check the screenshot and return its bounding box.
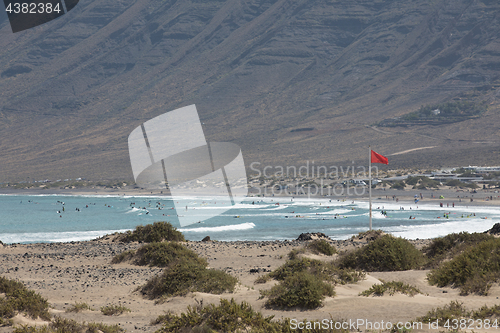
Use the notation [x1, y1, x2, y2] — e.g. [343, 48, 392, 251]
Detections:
[385, 218, 497, 239]
[179, 222, 256, 233]
[331, 208, 354, 215]
[0, 229, 132, 244]
[260, 205, 289, 210]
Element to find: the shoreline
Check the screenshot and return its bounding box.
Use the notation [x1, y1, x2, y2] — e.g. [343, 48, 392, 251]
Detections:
[1, 186, 499, 206]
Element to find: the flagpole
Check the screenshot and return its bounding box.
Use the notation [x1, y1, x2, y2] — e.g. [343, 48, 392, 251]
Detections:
[369, 146, 372, 231]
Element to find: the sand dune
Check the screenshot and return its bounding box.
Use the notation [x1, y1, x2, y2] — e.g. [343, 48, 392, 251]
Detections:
[1, 234, 500, 333]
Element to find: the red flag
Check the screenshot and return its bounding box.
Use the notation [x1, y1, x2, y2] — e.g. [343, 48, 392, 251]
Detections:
[371, 150, 388, 165]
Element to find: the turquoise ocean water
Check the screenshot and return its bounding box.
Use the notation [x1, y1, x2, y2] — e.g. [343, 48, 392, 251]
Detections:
[0, 194, 499, 244]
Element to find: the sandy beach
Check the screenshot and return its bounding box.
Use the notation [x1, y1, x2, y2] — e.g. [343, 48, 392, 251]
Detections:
[1, 232, 500, 332]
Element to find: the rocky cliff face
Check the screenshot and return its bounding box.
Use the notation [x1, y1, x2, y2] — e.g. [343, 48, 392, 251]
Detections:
[0, 0, 499, 180]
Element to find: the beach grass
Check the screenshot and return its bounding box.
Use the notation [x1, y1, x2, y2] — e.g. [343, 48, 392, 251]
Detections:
[154, 298, 348, 332]
[257, 256, 364, 309]
[13, 316, 124, 333]
[139, 256, 238, 299]
[268, 257, 333, 281]
[427, 237, 500, 295]
[306, 239, 337, 256]
[359, 280, 423, 297]
[266, 254, 365, 285]
[112, 241, 204, 267]
[113, 240, 238, 299]
[352, 229, 385, 242]
[422, 232, 494, 268]
[116, 221, 185, 243]
[338, 234, 425, 271]
[287, 247, 306, 260]
[417, 300, 469, 322]
[261, 271, 335, 309]
[472, 304, 500, 319]
[100, 304, 131, 316]
[333, 268, 366, 285]
[416, 301, 500, 326]
[110, 249, 135, 264]
[86, 322, 125, 333]
[254, 274, 272, 284]
[0, 276, 51, 323]
[65, 301, 94, 313]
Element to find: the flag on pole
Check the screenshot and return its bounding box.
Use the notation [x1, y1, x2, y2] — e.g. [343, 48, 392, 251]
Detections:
[368, 148, 387, 231]
[371, 150, 388, 165]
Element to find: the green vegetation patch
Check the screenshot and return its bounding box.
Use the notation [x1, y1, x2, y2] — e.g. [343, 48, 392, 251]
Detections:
[391, 181, 406, 190]
[267, 257, 364, 285]
[257, 257, 364, 309]
[0, 276, 50, 324]
[154, 298, 349, 333]
[13, 316, 124, 333]
[379, 101, 486, 127]
[268, 257, 328, 281]
[472, 304, 500, 319]
[427, 238, 500, 295]
[418, 101, 485, 118]
[405, 176, 440, 189]
[417, 301, 469, 323]
[483, 171, 500, 180]
[423, 232, 494, 267]
[254, 275, 271, 284]
[100, 304, 131, 316]
[359, 280, 423, 297]
[414, 301, 500, 330]
[110, 249, 135, 264]
[446, 179, 479, 189]
[112, 242, 204, 267]
[116, 222, 185, 243]
[65, 302, 94, 313]
[338, 234, 425, 271]
[113, 241, 237, 299]
[307, 239, 337, 256]
[139, 254, 237, 299]
[351, 229, 385, 242]
[287, 247, 306, 260]
[261, 271, 335, 309]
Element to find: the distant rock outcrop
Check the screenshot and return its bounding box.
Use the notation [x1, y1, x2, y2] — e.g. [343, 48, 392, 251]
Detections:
[201, 236, 211, 242]
[351, 230, 386, 243]
[485, 223, 500, 235]
[296, 232, 329, 241]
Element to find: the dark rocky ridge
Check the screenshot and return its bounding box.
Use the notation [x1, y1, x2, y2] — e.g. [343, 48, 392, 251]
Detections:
[0, 0, 499, 181]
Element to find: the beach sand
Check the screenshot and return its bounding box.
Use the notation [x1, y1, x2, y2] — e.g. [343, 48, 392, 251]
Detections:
[1, 234, 500, 333]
